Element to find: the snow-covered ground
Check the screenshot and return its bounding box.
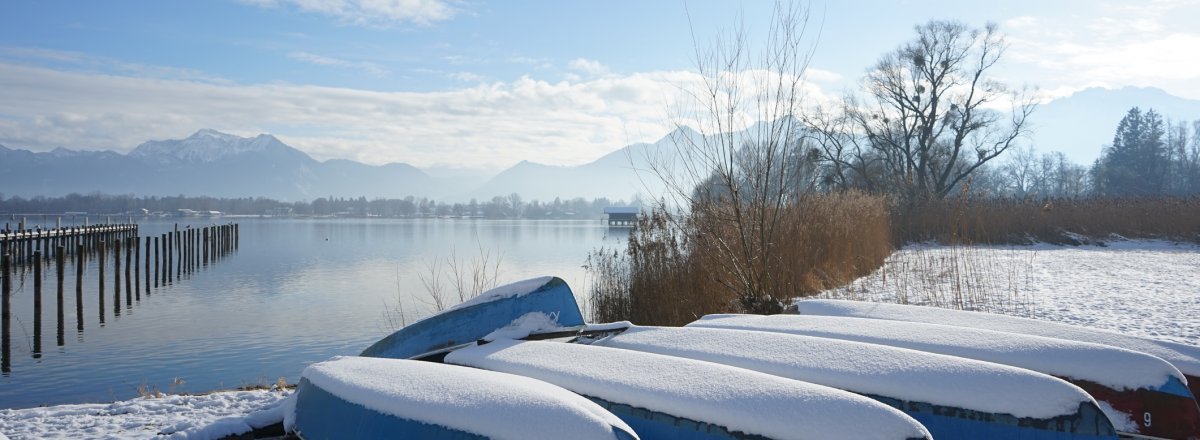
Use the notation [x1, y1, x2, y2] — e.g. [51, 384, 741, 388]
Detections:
[2, 240, 1196, 439]
[819, 240, 1200, 345]
[0, 388, 290, 440]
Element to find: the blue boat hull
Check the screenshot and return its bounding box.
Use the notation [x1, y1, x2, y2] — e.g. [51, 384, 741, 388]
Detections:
[868, 396, 1115, 440]
[292, 377, 487, 440]
[361, 276, 585, 359]
[589, 397, 773, 440]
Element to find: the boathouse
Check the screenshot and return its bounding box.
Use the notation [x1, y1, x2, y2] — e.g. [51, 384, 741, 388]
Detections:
[603, 207, 639, 227]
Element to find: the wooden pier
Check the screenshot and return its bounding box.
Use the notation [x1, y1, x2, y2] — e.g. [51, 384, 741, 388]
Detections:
[0, 222, 240, 374]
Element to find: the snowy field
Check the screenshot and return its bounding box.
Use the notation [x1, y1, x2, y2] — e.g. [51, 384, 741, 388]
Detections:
[0, 388, 289, 440]
[819, 240, 1200, 344]
[2, 240, 1197, 439]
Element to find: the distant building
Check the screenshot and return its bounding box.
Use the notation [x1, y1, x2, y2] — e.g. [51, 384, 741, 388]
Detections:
[603, 207, 639, 227]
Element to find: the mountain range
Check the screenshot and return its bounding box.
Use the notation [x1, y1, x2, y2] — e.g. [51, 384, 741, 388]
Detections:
[2, 87, 1198, 202]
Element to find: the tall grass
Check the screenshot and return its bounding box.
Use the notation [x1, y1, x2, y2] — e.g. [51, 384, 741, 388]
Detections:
[823, 245, 1038, 314]
[588, 191, 892, 325]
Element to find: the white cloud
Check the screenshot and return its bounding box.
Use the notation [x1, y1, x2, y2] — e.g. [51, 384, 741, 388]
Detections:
[450, 71, 486, 82]
[567, 58, 609, 76]
[288, 51, 389, 76]
[1002, 15, 1038, 30]
[0, 62, 838, 173]
[1000, 0, 1200, 100]
[241, 0, 457, 26]
[803, 68, 842, 84]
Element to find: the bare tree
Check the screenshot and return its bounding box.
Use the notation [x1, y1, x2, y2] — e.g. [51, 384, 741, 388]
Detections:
[645, 2, 820, 313]
[812, 20, 1034, 201]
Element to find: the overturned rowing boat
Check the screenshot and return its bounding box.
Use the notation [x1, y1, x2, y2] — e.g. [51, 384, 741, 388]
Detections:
[445, 338, 932, 440]
[353, 277, 931, 439]
[581, 323, 1117, 439]
[287, 356, 639, 440]
[794, 299, 1200, 401]
[690, 314, 1200, 440]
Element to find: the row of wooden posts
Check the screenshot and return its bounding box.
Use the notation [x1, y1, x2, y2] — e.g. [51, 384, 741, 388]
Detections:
[1, 223, 239, 374]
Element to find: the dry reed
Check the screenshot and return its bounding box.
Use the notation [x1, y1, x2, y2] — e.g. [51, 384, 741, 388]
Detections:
[588, 191, 892, 325]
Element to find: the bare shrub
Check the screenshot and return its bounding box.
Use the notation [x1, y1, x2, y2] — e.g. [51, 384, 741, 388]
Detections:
[384, 246, 503, 331]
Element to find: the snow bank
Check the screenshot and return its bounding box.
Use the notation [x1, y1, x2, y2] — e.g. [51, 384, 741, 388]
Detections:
[294, 356, 634, 440]
[691, 314, 1184, 392]
[0, 389, 288, 440]
[592, 325, 1094, 419]
[445, 339, 930, 440]
[796, 299, 1200, 379]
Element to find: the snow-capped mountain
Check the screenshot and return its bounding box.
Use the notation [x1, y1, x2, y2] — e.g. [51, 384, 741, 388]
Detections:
[0, 130, 440, 201]
[129, 129, 311, 165]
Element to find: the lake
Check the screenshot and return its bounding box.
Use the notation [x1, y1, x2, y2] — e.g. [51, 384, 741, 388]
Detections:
[0, 218, 623, 409]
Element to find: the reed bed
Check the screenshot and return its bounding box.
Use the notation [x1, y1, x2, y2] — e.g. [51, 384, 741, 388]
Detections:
[588, 194, 1200, 321]
[896, 196, 1200, 245]
[588, 191, 892, 325]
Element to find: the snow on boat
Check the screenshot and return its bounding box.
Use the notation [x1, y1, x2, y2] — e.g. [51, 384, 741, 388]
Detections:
[795, 299, 1200, 401]
[361, 278, 930, 439]
[583, 324, 1117, 440]
[444, 338, 932, 440]
[690, 314, 1200, 440]
[286, 356, 638, 440]
[360, 276, 585, 360]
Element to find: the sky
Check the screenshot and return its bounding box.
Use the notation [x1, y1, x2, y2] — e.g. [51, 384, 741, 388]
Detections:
[1, 0, 1198, 175]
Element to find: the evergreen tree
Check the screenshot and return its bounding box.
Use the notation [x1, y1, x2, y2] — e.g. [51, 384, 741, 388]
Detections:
[1094, 107, 1167, 196]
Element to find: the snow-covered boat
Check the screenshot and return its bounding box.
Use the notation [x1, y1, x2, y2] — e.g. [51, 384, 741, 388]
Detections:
[360, 277, 931, 440]
[690, 314, 1200, 440]
[286, 356, 639, 440]
[581, 323, 1117, 440]
[794, 299, 1200, 401]
[360, 276, 586, 360]
[445, 338, 932, 440]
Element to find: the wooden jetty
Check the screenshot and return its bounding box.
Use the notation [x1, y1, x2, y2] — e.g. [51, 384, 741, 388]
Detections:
[0, 222, 240, 373]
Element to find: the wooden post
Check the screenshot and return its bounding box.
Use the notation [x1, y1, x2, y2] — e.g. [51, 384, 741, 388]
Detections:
[170, 229, 175, 279]
[187, 229, 193, 273]
[33, 251, 42, 357]
[75, 243, 83, 332]
[144, 236, 150, 294]
[165, 232, 172, 284]
[175, 230, 181, 279]
[155, 235, 161, 288]
[203, 228, 210, 266]
[1, 253, 10, 374]
[113, 239, 120, 316]
[56, 245, 65, 347]
[124, 237, 132, 305]
[98, 240, 105, 324]
[134, 236, 141, 300]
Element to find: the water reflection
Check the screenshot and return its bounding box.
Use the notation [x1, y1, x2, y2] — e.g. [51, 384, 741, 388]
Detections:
[0, 219, 616, 409]
[1, 223, 239, 386]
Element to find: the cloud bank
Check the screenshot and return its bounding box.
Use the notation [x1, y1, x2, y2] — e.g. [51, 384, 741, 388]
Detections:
[240, 0, 458, 26]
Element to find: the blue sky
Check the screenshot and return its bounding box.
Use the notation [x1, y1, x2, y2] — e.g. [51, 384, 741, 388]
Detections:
[2, 0, 1198, 173]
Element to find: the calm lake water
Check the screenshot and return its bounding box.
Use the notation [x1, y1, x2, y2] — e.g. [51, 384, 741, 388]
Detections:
[0, 218, 622, 409]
